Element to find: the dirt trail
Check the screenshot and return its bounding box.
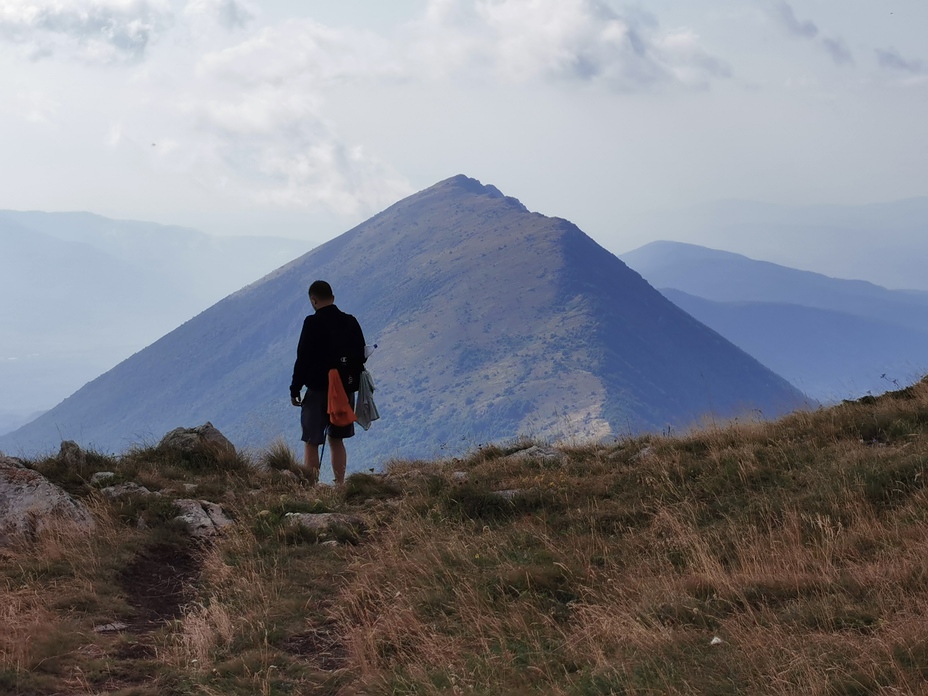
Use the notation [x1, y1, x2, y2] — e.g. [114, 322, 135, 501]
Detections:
[120, 541, 201, 630]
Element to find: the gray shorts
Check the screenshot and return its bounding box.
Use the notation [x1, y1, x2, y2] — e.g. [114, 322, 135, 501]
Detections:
[300, 389, 355, 444]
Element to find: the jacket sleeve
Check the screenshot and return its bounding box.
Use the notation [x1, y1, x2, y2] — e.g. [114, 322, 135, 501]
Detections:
[290, 317, 312, 398]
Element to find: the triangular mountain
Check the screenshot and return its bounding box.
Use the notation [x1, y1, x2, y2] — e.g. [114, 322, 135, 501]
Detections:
[1, 177, 808, 466]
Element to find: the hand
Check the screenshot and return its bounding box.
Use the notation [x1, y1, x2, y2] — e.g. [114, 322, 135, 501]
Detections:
[291, 395, 302, 407]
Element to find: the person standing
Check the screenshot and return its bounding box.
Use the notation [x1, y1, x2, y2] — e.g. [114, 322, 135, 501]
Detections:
[290, 280, 366, 485]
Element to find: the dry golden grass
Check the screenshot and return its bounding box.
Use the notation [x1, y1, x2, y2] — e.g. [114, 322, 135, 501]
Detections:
[5, 378, 928, 694]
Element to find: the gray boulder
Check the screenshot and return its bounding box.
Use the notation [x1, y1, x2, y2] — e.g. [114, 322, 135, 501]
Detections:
[159, 422, 235, 455]
[0, 456, 96, 545]
[173, 499, 233, 538]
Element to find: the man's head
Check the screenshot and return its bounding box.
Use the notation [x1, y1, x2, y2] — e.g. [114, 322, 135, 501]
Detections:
[308, 280, 334, 311]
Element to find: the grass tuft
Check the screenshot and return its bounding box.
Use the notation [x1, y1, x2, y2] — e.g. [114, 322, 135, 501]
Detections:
[259, 437, 299, 471]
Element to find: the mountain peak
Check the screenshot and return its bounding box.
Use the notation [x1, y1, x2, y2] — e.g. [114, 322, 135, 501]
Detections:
[2, 179, 806, 461]
[426, 174, 527, 210]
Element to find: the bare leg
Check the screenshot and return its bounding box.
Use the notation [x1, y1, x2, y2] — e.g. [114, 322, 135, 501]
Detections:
[303, 441, 320, 485]
[329, 436, 346, 485]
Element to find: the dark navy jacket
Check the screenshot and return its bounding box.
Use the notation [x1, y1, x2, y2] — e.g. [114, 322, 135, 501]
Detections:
[289, 304, 366, 397]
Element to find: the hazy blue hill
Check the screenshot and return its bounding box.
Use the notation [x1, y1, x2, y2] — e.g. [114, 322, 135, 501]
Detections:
[621, 241, 928, 401]
[0, 223, 185, 426]
[621, 241, 928, 331]
[0, 177, 807, 466]
[0, 211, 309, 429]
[661, 289, 928, 401]
[625, 198, 928, 291]
[0, 222, 192, 331]
[0, 210, 308, 299]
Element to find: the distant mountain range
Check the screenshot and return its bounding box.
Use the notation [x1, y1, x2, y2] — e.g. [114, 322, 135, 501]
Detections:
[0, 211, 308, 431]
[0, 177, 807, 466]
[623, 198, 928, 291]
[621, 241, 928, 401]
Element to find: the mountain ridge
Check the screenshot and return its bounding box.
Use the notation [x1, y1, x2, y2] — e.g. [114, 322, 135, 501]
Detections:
[624, 199, 928, 290]
[1, 176, 808, 465]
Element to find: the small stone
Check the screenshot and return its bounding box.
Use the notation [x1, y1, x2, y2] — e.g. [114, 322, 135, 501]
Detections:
[93, 622, 128, 634]
[173, 499, 233, 538]
[90, 471, 116, 485]
[101, 482, 155, 499]
[492, 489, 524, 500]
[452, 471, 468, 481]
[710, 636, 724, 646]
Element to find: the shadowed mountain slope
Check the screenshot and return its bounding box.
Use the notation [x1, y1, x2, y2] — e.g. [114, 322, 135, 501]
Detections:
[1, 177, 807, 466]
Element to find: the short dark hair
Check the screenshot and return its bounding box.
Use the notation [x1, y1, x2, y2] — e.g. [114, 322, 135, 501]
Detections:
[308, 280, 333, 300]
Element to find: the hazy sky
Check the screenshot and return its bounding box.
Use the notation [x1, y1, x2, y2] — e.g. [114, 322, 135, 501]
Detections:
[1, 0, 926, 252]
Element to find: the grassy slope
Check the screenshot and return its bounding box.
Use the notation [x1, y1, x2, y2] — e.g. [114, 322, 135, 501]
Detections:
[5, 378, 928, 694]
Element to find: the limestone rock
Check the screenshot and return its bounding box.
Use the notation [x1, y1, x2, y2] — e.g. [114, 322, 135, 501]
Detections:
[0, 455, 24, 469]
[0, 457, 96, 545]
[286, 512, 366, 536]
[506, 445, 563, 464]
[101, 482, 156, 498]
[159, 422, 235, 455]
[59, 440, 85, 465]
[173, 499, 233, 538]
[90, 471, 116, 485]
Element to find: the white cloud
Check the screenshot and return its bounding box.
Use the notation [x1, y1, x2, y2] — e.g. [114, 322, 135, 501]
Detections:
[197, 19, 398, 87]
[183, 0, 255, 32]
[0, 1, 731, 221]
[152, 85, 412, 215]
[0, 0, 173, 63]
[408, 0, 729, 90]
[770, 0, 818, 39]
[0, 87, 58, 123]
[876, 48, 926, 74]
[768, 0, 854, 67]
[821, 36, 853, 66]
[166, 20, 409, 214]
